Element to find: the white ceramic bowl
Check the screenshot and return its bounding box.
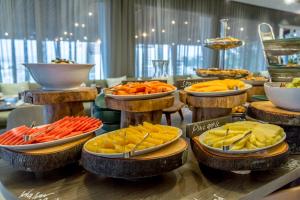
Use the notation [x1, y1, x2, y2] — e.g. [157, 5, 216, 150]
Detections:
[264, 82, 300, 111]
[23, 63, 94, 90]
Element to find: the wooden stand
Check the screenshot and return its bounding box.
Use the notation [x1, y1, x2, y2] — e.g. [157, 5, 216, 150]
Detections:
[0, 134, 94, 172]
[191, 137, 289, 171]
[248, 101, 300, 153]
[105, 95, 174, 128]
[246, 85, 265, 102]
[180, 91, 247, 122]
[22, 87, 97, 123]
[81, 138, 188, 179]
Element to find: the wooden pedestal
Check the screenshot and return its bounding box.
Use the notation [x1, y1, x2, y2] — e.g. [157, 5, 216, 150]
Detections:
[105, 95, 174, 128]
[191, 137, 289, 171]
[0, 134, 94, 172]
[180, 91, 247, 122]
[248, 101, 300, 153]
[246, 85, 265, 102]
[81, 138, 188, 179]
[22, 87, 97, 123]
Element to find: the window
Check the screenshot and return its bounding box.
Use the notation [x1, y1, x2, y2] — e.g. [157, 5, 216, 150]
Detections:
[0, 0, 105, 83]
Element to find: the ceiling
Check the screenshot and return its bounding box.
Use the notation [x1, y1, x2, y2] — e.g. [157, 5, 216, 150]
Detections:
[232, 0, 300, 14]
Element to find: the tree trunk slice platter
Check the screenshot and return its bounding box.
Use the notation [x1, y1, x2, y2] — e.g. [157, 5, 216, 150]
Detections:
[180, 91, 246, 122]
[105, 95, 174, 127]
[105, 95, 174, 112]
[246, 86, 265, 102]
[186, 92, 247, 108]
[248, 101, 300, 154]
[81, 138, 188, 179]
[191, 137, 289, 171]
[248, 101, 300, 126]
[22, 87, 97, 104]
[22, 87, 97, 123]
[0, 134, 94, 172]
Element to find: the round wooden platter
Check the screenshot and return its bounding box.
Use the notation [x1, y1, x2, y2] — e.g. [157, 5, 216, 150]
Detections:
[21, 87, 97, 123]
[191, 137, 289, 171]
[248, 101, 300, 126]
[81, 138, 188, 179]
[246, 85, 265, 102]
[0, 134, 94, 172]
[179, 90, 247, 122]
[105, 95, 174, 128]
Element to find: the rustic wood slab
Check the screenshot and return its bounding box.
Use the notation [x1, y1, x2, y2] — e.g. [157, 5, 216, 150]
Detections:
[186, 92, 247, 108]
[0, 134, 94, 172]
[249, 101, 300, 126]
[191, 137, 289, 171]
[22, 87, 97, 123]
[105, 95, 174, 112]
[105, 95, 174, 127]
[246, 85, 265, 102]
[81, 138, 188, 179]
[180, 91, 246, 122]
[22, 87, 97, 104]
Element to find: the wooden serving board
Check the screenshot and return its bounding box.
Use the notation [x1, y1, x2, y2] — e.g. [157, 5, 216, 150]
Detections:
[81, 138, 188, 179]
[179, 91, 246, 122]
[105, 95, 174, 127]
[22, 87, 97, 123]
[249, 101, 300, 126]
[0, 134, 94, 172]
[191, 137, 289, 171]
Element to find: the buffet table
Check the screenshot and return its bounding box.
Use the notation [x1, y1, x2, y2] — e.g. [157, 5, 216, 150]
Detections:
[0, 149, 299, 200]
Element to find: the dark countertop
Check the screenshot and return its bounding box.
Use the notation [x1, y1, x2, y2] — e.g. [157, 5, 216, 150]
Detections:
[0, 108, 299, 200]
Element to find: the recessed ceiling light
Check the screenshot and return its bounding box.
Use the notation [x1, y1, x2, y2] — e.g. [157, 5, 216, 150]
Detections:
[135, 35, 138, 39]
[184, 21, 188, 25]
[88, 12, 93, 16]
[162, 29, 165, 33]
[81, 24, 85, 28]
[171, 20, 176, 25]
[151, 28, 155, 32]
[64, 31, 68, 35]
[83, 36, 88, 40]
[4, 32, 8, 36]
[74, 22, 79, 27]
[240, 27, 244, 31]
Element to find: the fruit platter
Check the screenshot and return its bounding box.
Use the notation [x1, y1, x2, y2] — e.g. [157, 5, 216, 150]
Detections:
[82, 122, 188, 179]
[199, 121, 286, 154]
[105, 81, 176, 100]
[0, 116, 102, 150]
[184, 79, 251, 96]
[84, 122, 182, 158]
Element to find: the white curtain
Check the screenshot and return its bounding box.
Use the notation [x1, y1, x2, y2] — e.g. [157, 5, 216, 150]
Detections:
[134, 0, 300, 77]
[0, 0, 106, 83]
